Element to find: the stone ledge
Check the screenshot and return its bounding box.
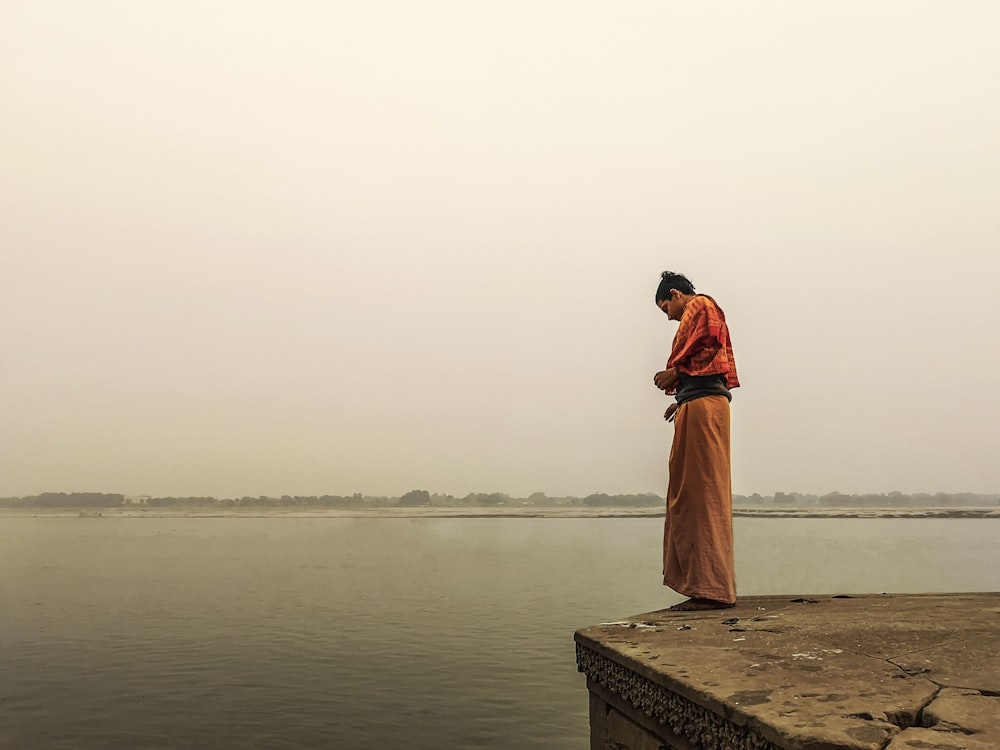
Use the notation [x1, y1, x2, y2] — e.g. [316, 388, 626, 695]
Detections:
[575, 593, 1000, 750]
[889, 688, 1000, 749]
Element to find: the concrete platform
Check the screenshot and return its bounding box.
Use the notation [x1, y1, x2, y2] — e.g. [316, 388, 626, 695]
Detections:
[575, 593, 1000, 750]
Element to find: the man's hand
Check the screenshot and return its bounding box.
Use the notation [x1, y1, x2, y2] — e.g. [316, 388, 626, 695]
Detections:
[653, 367, 679, 392]
[664, 403, 679, 423]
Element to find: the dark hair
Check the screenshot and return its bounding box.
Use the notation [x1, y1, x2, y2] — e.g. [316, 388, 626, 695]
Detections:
[655, 271, 695, 302]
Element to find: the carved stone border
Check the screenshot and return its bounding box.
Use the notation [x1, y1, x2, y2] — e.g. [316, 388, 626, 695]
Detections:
[576, 643, 779, 750]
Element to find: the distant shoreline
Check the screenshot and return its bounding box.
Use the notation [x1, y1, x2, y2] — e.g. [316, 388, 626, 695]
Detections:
[1, 507, 998, 520]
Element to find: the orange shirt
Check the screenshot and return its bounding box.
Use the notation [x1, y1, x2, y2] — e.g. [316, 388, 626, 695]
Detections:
[665, 294, 739, 392]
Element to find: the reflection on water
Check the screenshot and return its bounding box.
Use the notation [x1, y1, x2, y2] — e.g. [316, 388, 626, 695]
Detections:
[1, 517, 997, 749]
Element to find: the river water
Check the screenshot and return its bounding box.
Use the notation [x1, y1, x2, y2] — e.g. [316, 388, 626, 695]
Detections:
[2, 516, 997, 749]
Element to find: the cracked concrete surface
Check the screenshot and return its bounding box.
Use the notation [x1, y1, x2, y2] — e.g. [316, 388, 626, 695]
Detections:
[888, 688, 1000, 749]
[576, 593, 1000, 749]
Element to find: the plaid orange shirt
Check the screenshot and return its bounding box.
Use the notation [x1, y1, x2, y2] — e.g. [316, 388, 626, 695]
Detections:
[665, 294, 739, 392]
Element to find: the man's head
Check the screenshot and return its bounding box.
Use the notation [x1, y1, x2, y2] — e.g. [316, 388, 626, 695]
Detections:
[655, 271, 696, 321]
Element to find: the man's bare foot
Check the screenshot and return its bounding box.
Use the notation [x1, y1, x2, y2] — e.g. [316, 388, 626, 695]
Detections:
[669, 598, 735, 611]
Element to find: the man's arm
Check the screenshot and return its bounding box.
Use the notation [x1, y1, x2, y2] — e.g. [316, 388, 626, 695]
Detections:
[653, 367, 679, 392]
[666, 296, 725, 373]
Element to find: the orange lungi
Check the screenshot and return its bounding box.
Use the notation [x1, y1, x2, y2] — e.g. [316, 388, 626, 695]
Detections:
[663, 394, 736, 604]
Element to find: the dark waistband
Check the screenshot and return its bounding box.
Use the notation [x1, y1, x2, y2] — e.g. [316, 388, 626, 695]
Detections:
[676, 373, 731, 404]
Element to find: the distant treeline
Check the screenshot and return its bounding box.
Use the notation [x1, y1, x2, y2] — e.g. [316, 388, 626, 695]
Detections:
[1, 490, 998, 509]
[736, 491, 1000, 508]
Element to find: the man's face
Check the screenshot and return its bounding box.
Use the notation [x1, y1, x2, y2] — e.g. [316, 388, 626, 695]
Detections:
[658, 290, 685, 321]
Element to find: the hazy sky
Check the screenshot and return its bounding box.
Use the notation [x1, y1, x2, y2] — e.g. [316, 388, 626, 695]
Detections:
[3, 2, 999, 499]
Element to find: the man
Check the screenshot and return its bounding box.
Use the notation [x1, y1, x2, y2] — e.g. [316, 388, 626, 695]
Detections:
[653, 271, 739, 611]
